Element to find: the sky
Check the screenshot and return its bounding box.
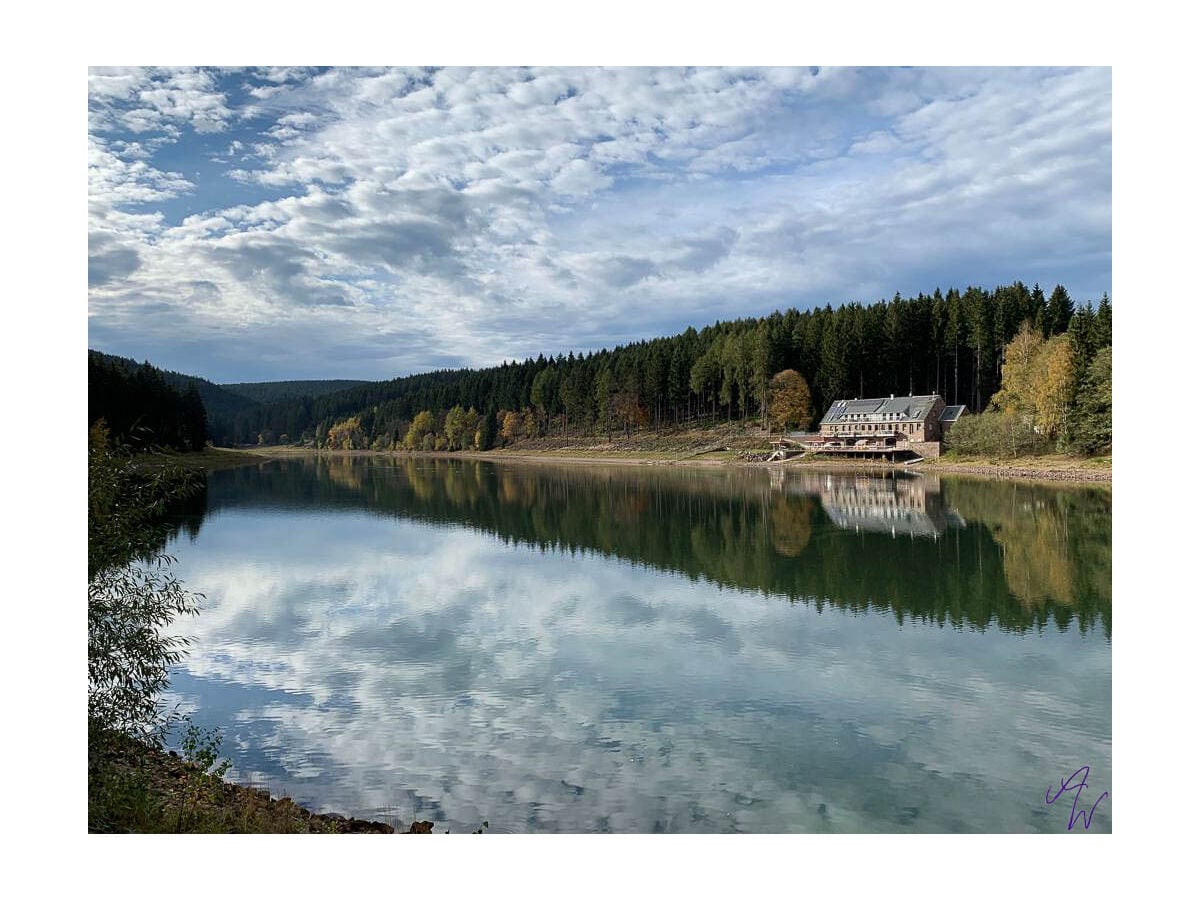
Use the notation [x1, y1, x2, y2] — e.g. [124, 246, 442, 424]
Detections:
[87, 65, 1112, 384]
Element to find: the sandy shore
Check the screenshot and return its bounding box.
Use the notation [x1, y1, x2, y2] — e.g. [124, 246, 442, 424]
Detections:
[245, 446, 1110, 483]
[918, 455, 1111, 484]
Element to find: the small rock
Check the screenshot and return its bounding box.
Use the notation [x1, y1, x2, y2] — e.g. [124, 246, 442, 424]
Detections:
[408, 820, 434, 833]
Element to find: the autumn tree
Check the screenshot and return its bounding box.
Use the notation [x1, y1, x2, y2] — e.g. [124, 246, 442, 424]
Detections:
[991, 321, 1044, 415]
[986, 324, 1080, 450]
[326, 416, 364, 450]
[474, 409, 496, 450]
[767, 369, 813, 432]
[500, 410, 522, 447]
[403, 411, 436, 450]
[444, 405, 471, 451]
[1032, 335, 1078, 441]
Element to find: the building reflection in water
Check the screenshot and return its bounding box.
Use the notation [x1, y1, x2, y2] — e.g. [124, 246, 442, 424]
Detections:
[770, 469, 965, 539]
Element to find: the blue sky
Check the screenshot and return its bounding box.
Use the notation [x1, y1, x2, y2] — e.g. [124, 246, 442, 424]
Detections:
[87, 66, 1111, 383]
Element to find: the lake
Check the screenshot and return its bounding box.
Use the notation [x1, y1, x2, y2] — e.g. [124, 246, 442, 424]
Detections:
[162, 455, 1112, 833]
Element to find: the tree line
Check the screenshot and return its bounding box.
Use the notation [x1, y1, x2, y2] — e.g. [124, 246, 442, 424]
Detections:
[946, 295, 1112, 457]
[90, 280, 1112, 456]
[89, 351, 209, 452]
[214, 280, 1107, 453]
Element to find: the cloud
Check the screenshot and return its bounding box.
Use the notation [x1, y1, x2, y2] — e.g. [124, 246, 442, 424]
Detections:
[87, 66, 1111, 382]
[592, 254, 658, 289]
[549, 158, 614, 197]
[674, 227, 738, 273]
[88, 233, 141, 286]
[89, 67, 234, 136]
[88, 135, 193, 207]
[205, 234, 351, 307]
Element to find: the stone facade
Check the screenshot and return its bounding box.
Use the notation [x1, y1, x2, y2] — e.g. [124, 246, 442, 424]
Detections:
[789, 394, 966, 458]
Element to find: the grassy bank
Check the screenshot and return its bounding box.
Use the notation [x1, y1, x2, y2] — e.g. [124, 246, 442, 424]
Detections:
[128, 446, 265, 475]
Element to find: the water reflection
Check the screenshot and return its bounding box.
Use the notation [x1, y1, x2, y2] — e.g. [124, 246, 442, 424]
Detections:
[175, 457, 1111, 636]
[805, 471, 965, 538]
[164, 457, 1111, 833]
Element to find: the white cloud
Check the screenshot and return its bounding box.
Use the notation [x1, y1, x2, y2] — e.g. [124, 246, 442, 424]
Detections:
[87, 66, 1111, 381]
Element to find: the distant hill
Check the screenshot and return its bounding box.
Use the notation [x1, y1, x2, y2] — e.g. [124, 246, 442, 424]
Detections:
[89, 351, 260, 439]
[88, 351, 384, 445]
[89, 351, 211, 451]
[221, 380, 373, 404]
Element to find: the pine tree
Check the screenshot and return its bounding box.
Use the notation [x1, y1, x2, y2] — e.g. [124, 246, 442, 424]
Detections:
[1094, 293, 1112, 348]
[1065, 347, 1112, 455]
[1045, 284, 1074, 336]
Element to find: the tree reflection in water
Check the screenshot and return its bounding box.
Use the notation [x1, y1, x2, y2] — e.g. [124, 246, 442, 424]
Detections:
[177, 457, 1110, 638]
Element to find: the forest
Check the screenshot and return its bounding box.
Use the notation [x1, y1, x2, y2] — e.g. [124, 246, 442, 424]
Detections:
[89, 280, 1113, 457]
[89, 352, 209, 452]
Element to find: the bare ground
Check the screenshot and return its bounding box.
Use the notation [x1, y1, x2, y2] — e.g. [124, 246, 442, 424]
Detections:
[249, 442, 1111, 483]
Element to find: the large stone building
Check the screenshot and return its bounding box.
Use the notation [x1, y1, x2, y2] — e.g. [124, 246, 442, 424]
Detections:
[775, 394, 965, 459]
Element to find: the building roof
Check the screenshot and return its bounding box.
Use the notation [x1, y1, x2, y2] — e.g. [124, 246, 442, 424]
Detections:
[820, 394, 943, 425]
[939, 405, 967, 424]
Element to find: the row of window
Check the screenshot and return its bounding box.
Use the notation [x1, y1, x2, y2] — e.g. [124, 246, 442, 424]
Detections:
[831, 423, 923, 434]
[844, 412, 908, 421]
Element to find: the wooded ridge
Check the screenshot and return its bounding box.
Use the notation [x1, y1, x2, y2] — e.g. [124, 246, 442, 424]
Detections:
[89, 280, 1112, 457]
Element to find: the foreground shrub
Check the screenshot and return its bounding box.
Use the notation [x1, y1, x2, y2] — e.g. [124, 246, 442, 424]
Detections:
[88, 421, 203, 741]
[944, 410, 1050, 459]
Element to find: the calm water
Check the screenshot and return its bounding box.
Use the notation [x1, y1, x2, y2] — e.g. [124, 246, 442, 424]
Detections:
[162, 456, 1112, 833]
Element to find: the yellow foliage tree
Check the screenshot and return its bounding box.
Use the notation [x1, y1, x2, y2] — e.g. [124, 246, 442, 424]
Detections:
[403, 411, 436, 450]
[992, 321, 1044, 415]
[326, 416, 363, 450]
[991, 323, 1078, 442]
[1032, 335, 1078, 439]
[500, 411, 522, 446]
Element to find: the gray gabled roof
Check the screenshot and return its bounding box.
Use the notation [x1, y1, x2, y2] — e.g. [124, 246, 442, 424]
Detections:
[820, 394, 943, 425]
[939, 405, 966, 423]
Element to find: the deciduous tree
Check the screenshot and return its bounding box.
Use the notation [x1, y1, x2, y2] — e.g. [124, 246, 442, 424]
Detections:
[767, 369, 813, 432]
[403, 411, 436, 450]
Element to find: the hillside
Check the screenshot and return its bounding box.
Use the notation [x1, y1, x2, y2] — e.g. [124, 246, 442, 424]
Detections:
[221, 380, 373, 404]
[89, 351, 259, 436]
[215, 281, 1110, 455]
[89, 280, 1111, 458]
[88, 352, 380, 446]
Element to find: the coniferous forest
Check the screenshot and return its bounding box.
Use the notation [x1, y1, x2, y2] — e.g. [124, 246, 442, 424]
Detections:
[89, 280, 1113, 457]
[89, 352, 209, 452]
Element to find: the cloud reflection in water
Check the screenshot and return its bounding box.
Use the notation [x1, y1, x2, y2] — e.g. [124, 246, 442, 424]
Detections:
[165, 487, 1111, 833]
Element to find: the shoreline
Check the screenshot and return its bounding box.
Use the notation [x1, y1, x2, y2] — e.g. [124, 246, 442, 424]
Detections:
[238, 445, 1111, 484]
[89, 729, 440, 834]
